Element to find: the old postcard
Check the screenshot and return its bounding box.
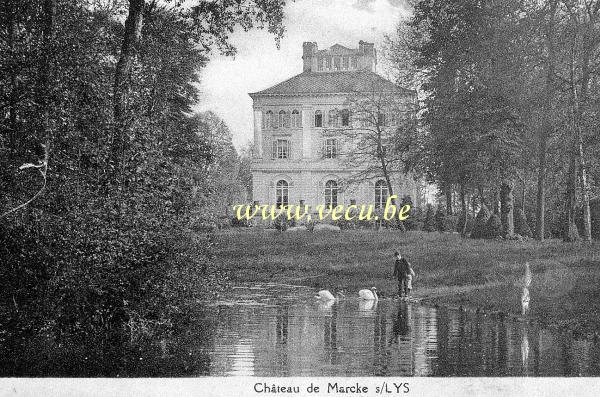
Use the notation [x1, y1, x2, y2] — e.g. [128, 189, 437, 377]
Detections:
[1, 0, 599, 396]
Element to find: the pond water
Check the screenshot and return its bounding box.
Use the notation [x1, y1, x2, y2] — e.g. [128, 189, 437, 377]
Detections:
[3, 283, 600, 377]
[197, 283, 600, 377]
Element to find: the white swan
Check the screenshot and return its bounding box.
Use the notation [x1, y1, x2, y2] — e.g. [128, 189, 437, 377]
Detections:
[315, 290, 344, 301]
[358, 287, 378, 301]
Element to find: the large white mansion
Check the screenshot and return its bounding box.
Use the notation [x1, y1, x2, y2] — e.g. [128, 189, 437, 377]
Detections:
[249, 41, 418, 212]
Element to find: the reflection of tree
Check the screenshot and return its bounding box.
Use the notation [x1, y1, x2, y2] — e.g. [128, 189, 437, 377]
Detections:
[456, 311, 466, 374]
[389, 302, 413, 375]
[497, 318, 509, 375]
[276, 305, 289, 344]
[390, 302, 410, 343]
[521, 327, 529, 375]
[373, 303, 388, 375]
[324, 304, 339, 365]
[274, 305, 289, 375]
[434, 309, 449, 376]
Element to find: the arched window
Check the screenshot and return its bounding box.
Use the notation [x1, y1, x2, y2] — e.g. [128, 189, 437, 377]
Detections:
[341, 109, 350, 127]
[278, 110, 288, 128]
[276, 180, 289, 208]
[375, 180, 389, 209]
[291, 109, 301, 128]
[264, 110, 273, 129]
[328, 109, 339, 127]
[314, 110, 323, 127]
[325, 180, 338, 208]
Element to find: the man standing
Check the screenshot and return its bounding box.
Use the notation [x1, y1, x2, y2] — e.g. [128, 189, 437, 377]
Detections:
[392, 251, 410, 298]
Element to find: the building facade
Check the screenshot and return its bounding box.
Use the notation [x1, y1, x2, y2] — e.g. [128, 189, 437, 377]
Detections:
[249, 41, 418, 213]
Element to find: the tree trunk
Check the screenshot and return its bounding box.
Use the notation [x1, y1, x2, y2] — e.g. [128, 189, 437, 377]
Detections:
[40, 0, 56, 156]
[374, 125, 396, 208]
[563, 153, 579, 242]
[521, 177, 526, 210]
[492, 187, 500, 215]
[578, 140, 592, 242]
[500, 180, 514, 237]
[445, 186, 453, 215]
[460, 184, 467, 236]
[574, 29, 593, 242]
[536, 0, 558, 242]
[6, 2, 18, 152]
[535, 131, 547, 240]
[111, 0, 145, 182]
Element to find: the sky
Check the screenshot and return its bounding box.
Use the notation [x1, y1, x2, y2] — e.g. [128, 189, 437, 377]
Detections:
[194, 0, 410, 150]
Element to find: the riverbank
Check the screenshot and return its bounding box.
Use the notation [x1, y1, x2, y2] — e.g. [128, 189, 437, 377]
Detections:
[214, 229, 600, 336]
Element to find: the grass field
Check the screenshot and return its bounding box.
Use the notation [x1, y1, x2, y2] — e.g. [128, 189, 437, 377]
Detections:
[214, 229, 600, 335]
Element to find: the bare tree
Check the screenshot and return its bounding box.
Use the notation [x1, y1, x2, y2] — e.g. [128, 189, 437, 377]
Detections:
[331, 79, 419, 207]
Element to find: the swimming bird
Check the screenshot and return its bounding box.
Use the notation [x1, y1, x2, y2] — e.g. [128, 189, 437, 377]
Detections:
[315, 290, 344, 301]
[358, 287, 378, 301]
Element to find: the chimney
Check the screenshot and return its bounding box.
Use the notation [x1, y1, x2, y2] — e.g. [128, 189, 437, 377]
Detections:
[358, 40, 377, 71]
[302, 42, 317, 72]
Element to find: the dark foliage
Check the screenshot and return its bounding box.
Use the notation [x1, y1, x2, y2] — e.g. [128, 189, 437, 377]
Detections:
[423, 204, 436, 232]
[484, 214, 504, 239]
[471, 205, 492, 239]
[514, 207, 532, 238]
[0, 0, 285, 373]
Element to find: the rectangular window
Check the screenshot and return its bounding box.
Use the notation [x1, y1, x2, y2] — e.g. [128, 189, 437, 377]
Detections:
[325, 138, 337, 159]
[317, 57, 323, 71]
[291, 110, 301, 128]
[334, 57, 341, 70]
[341, 109, 350, 126]
[326, 57, 332, 70]
[351, 57, 357, 69]
[272, 139, 290, 159]
[343, 56, 349, 69]
[314, 111, 323, 127]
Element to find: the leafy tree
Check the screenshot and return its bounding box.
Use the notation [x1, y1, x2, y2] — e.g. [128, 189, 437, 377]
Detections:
[0, 0, 287, 364]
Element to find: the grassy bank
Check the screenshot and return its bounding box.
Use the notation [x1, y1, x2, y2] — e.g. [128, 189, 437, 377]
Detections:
[214, 229, 600, 335]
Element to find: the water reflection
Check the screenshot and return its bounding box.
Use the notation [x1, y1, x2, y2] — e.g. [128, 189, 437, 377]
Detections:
[203, 284, 600, 377]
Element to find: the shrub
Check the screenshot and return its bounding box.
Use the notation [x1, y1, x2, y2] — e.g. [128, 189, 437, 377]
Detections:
[484, 214, 504, 238]
[471, 205, 492, 239]
[444, 215, 459, 232]
[434, 206, 447, 231]
[389, 218, 406, 232]
[424, 204, 436, 232]
[273, 215, 289, 231]
[400, 195, 420, 230]
[514, 207, 532, 238]
[456, 212, 474, 234]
